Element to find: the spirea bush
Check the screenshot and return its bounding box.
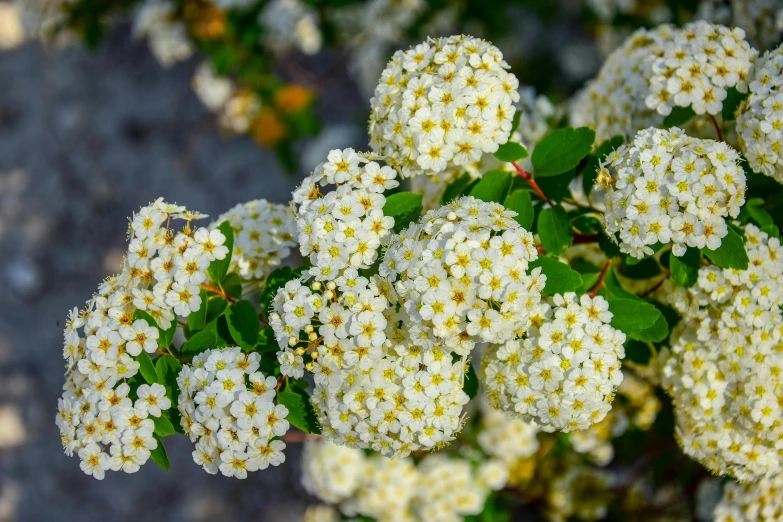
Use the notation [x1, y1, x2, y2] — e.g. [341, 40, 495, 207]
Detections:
[53, 19, 783, 522]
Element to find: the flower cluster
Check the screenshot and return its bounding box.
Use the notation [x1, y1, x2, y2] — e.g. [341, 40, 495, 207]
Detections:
[291, 148, 397, 281]
[259, 0, 322, 56]
[301, 439, 508, 522]
[737, 43, 783, 183]
[380, 196, 544, 353]
[697, 0, 783, 52]
[658, 224, 783, 482]
[368, 35, 519, 178]
[211, 198, 296, 284]
[483, 293, 626, 432]
[176, 347, 289, 478]
[477, 404, 540, 463]
[133, 0, 193, 68]
[713, 472, 783, 522]
[410, 85, 557, 211]
[571, 22, 755, 143]
[56, 199, 224, 478]
[600, 127, 746, 259]
[192, 62, 261, 135]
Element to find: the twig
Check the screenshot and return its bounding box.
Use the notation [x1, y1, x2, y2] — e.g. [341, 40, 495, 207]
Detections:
[512, 162, 552, 206]
[709, 114, 724, 142]
[641, 277, 666, 298]
[589, 260, 612, 299]
[281, 430, 318, 443]
[200, 283, 236, 303]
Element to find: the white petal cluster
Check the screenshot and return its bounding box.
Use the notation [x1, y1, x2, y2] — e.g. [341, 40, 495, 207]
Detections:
[176, 347, 289, 478]
[368, 35, 519, 178]
[259, 0, 322, 56]
[291, 148, 398, 281]
[483, 293, 626, 432]
[658, 224, 783, 482]
[571, 22, 755, 143]
[477, 404, 540, 463]
[737, 44, 783, 183]
[270, 270, 469, 456]
[211, 199, 296, 284]
[601, 126, 746, 259]
[713, 472, 783, 522]
[192, 62, 262, 134]
[133, 0, 193, 68]
[697, 0, 783, 53]
[56, 199, 223, 478]
[301, 439, 508, 522]
[380, 196, 544, 353]
[409, 85, 557, 211]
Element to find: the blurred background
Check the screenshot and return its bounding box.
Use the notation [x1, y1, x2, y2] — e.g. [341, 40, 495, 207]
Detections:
[0, 0, 780, 520]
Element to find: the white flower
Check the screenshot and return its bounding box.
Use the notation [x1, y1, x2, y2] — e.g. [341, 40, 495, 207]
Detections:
[599, 127, 746, 259]
[136, 383, 171, 417]
[78, 443, 110, 480]
[737, 43, 783, 183]
[483, 293, 626, 432]
[119, 319, 159, 356]
[369, 35, 518, 178]
[713, 473, 783, 522]
[176, 347, 289, 478]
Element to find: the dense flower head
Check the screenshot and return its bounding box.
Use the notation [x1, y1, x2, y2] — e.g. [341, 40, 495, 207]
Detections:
[483, 293, 626, 432]
[737, 43, 783, 183]
[713, 472, 783, 522]
[301, 439, 508, 521]
[270, 272, 470, 457]
[56, 199, 224, 478]
[410, 85, 557, 211]
[600, 126, 746, 259]
[477, 404, 540, 463]
[211, 199, 296, 284]
[368, 34, 519, 178]
[571, 22, 755, 143]
[380, 196, 544, 354]
[176, 347, 289, 478]
[291, 148, 398, 281]
[658, 224, 783, 482]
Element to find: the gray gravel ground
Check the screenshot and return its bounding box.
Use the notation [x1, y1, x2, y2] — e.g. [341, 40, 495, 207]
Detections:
[0, 28, 335, 522]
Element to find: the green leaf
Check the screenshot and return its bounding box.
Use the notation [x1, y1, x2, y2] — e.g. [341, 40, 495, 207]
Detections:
[530, 256, 583, 296]
[207, 221, 234, 284]
[531, 127, 595, 178]
[721, 87, 748, 121]
[226, 300, 260, 351]
[220, 272, 243, 300]
[187, 288, 208, 332]
[762, 224, 780, 238]
[583, 136, 623, 195]
[255, 326, 279, 353]
[494, 141, 529, 162]
[606, 297, 662, 334]
[663, 106, 696, 128]
[259, 266, 295, 314]
[181, 322, 218, 357]
[618, 256, 661, 280]
[463, 361, 479, 399]
[598, 231, 621, 258]
[669, 247, 700, 288]
[150, 434, 170, 472]
[277, 390, 320, 434]
[155, 354, 183, 407]
[625, 341, 652, 365]
[537, 206, 573, 255]
[745, 198, 775, 228]
[469, 170, 513, 204]
[136, 351, 159, 385]
[701, 226, 749, 270]
[534, 169, 577, 203]
[503, 189, 534, 230]
[441, 173, 476, 204]
[629, 313, 669, 343]
[383, 192, 423, 233]
[152, 414, 175, 438]
[205, 296, 228, 325]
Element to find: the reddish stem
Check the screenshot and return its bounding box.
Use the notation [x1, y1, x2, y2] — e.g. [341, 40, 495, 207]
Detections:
[201, 283, 236, 303]
[709, 114, 724, 142]
[589, 260, 612, 299]
[512, 162, 552, 206]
